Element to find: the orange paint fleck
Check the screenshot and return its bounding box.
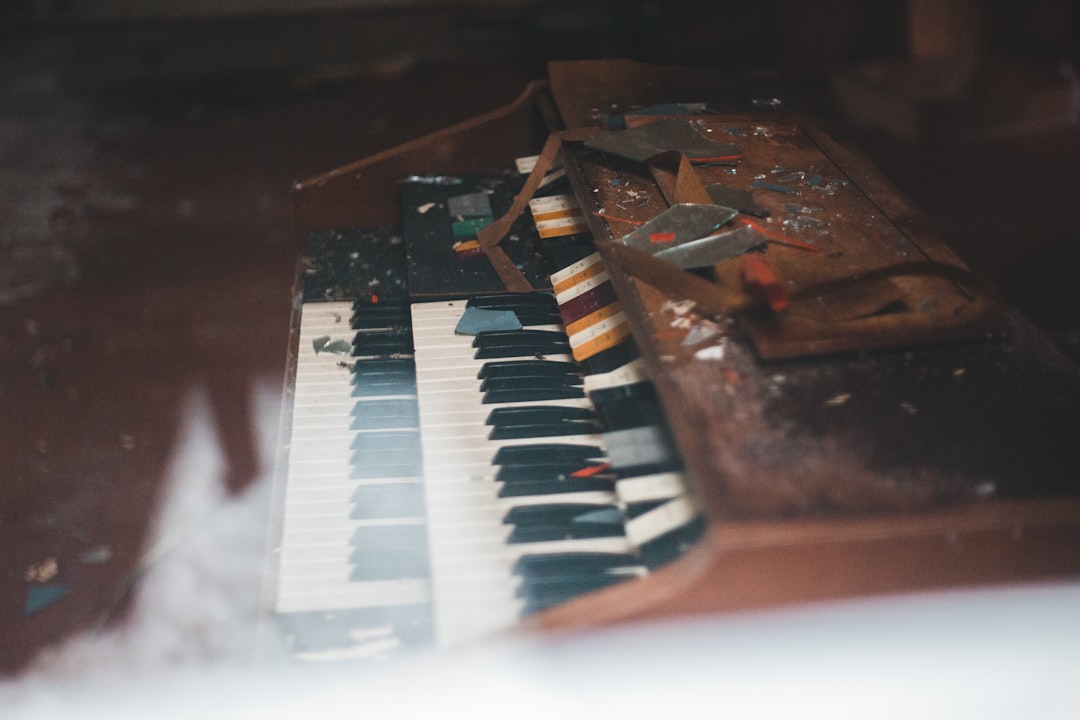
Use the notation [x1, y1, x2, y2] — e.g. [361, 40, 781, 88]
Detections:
[571, 462, 611, 478]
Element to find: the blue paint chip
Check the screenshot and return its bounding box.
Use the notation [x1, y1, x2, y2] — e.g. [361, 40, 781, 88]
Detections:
[455, 307, 522, 335]
[25, 584, 68, 615]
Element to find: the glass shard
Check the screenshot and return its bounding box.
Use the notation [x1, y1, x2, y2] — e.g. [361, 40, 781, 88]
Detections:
[585, 119, 740, 164]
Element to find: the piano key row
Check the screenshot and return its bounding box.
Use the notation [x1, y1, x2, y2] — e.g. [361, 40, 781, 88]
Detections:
[280, 278, 700, 651]
[281, 296, 666, 631]
[279, 299, 430, 616]
[409, 290, 704, 645]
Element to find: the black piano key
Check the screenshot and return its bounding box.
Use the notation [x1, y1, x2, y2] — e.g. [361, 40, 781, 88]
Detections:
[351, 430, 421, 454]
[351, 298, 410, 324]
[479, 374, 581, 393]
[352, 330, 414, 356]
[467, 293, 559, 313]
[351, 359, 417, 396]
[349, 434, 423, 476]
[604, 425, 681, 475]
[504, 504, 625, 543]
[486, 405, 600, 438]
[348, 521, 427, 549]
[506, 523, 625, 543]
[495, 459, 612, 484]
[497, 476, 613, 497]
[348, 524, 429, 580]
[351, 310, 411, 330]
[589, 382, 662, 432]
[350, 483, 425, 519]
[570, 505, 626, 525]
[465, 303, 562, 327]
[512, 551, 641, 578]
[461, 307, 564, 329]
[517, 570, 635, 593]
[587, 379, 657, 406]
[520, 573, 634, 613]
[581, 341, 640, 375]
[486, 405, 598, 427]
[594, 398, 660, 432]
[488, 420, 599, 440]
[503, 503, 621, 527]
[473, 329, 567, 348]
[349, 399, 419, 430]
[472, 330, 570, 359]
[351, 376, 417, 397]
[353, 358, 417, 377]
[623, 499, 671, 519]
[639, 516, 707, 569]
[478, 359, 580, 380]
[350, 459, 424, 479]
[493, 443, 603, 466]
[353, 297, 409, 312]
[495, 461, 593, 482]
[483, 385, 586, 404]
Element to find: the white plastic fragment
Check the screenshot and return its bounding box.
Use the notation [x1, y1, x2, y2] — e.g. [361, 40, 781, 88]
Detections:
[694, 345, 725, 361]
[661, 299, 697, 316]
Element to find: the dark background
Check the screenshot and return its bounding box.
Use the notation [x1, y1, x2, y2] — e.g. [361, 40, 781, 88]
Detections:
[1, 0, 1078, 676]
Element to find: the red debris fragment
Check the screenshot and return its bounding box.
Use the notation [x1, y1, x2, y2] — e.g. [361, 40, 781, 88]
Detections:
[742, 253, 790, 312]
[571, 462, 611, 478]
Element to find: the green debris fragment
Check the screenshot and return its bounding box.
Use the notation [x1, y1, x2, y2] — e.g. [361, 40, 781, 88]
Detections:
[451, 216, 493, 239]
[312, 335, 353, 355]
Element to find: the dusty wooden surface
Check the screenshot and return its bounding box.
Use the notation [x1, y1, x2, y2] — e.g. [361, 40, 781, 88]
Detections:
[3, 20, 1079, 677]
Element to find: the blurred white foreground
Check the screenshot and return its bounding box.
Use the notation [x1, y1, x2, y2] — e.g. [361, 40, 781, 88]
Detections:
[2, 382, 1078, 719]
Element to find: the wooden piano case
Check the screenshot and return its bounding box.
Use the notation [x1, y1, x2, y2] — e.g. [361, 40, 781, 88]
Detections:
[288, 60, 1080, 638]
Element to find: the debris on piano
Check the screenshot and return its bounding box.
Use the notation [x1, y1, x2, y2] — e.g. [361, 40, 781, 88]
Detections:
[267, 60, 1080, 665]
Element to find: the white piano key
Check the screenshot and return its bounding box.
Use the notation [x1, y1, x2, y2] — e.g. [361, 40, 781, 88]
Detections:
[281, 514, 424, 540]
[284, 466, 418, 487]
[284, 484, 364, 505]
[283, 498, 422, 523]
[625, 496, 698, 546]
[276, 578, 431, 614]
[615, 472, 688, 503]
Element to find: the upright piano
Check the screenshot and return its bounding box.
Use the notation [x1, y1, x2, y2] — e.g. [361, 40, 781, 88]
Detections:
[262, 60, 1080, 662]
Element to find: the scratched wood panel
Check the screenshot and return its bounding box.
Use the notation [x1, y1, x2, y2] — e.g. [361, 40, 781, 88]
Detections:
[556, 84, 1080, 524]
[574, 114, 1006, 359]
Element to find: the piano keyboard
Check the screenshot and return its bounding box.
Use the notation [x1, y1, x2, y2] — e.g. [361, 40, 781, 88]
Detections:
[276, 299, 432, 617]
[271, 189, 702, 658]
[274, 286, 702, 655]
[411, 297, 642, 647]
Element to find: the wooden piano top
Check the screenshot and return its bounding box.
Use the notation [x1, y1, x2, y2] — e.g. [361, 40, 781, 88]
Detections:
[291, 60, 1080, 631]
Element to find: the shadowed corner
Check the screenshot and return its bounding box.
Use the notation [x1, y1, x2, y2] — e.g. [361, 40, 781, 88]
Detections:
[206, 370, 263, 497]
[7, 379, 282, 686]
